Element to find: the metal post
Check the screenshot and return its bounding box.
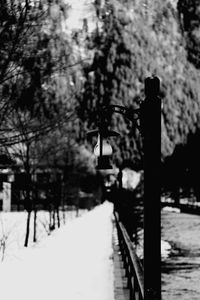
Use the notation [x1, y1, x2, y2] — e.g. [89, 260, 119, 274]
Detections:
[141, 76, 161, 300]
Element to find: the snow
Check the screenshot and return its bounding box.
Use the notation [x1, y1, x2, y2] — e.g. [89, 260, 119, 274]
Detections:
[162, 206, 181, 213]
[134, 230, 172, 260]
[0, 209, 86, 261]
[122, 168, 141, 190]
[0, 202, 114, 300]
[161, 240, 172, 260]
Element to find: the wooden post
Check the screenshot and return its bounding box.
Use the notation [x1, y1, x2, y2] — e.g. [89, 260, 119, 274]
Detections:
[141, 76, 161, 300]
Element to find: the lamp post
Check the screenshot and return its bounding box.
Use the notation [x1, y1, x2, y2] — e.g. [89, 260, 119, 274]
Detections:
[141, 77, 161, 300]
[87, 76, 161, 299]
[87, 111, 120, 169]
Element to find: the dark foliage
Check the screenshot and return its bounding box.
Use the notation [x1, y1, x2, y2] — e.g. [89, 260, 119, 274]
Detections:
[177, 0, 200, 68]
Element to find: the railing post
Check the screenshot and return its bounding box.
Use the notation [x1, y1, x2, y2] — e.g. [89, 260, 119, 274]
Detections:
[141, 77, 161, 300]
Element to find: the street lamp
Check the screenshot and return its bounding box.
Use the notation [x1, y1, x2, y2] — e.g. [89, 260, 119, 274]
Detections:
[94, 134, 113, 157]
[94, 134, 113, 169]
[87, 129, 120, 169]
[87, 76, 161, 300]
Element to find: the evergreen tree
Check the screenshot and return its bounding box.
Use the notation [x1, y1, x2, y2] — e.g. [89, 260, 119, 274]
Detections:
[78, 0, 200, 172]
[177, 0, 200, 68]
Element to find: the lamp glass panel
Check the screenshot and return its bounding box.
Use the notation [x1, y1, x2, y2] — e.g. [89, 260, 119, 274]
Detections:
[94, 134, 112, 157]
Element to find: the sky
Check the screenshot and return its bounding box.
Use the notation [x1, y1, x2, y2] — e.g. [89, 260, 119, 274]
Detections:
[0, 202, 114, 300]
[65, 0, 97, 33]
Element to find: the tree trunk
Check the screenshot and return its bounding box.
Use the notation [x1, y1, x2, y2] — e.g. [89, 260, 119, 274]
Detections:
[61, 183, 66, 224]
[49, 206, 52, 232]
[53, 208, 56, 229]
[24, 210, 31, 247]
[56, 205, 60, 228]
[33, 208, 37, 242]
[62, 202, 66, 224]
[24, 143, 32, 247]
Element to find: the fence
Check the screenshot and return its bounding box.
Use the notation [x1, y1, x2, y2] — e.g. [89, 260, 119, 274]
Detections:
[114, 210, 144, 300]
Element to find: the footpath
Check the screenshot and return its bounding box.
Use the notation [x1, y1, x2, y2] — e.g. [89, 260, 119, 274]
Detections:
[0, 202, 114, 300]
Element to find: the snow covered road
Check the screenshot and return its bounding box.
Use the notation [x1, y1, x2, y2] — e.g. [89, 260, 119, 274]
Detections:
[0, 202, 114, 300]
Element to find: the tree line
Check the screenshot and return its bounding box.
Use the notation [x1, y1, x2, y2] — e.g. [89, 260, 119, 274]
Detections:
[0, 0, 99, 247]
[77, 0, 200, 201]
[1, 0, 200, 247]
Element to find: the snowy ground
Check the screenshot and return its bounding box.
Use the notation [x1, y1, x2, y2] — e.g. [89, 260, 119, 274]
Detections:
[0, 202, 114, 300]
[0, 208, 87, 261]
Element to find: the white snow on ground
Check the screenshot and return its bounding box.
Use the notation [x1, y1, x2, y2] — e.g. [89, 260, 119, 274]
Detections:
[162, 206, 181, 213]
[161, 240, 172, 260]
[0, 202, 114, 300]
[0, 209, 86, 261]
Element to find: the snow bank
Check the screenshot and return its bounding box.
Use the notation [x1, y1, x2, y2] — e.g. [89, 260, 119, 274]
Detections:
[161, 240, 172, 260]
[122, 168, 141, 190]
[162, 206, 181, 213]
[132, 231, 172, 260]
[0, 202, 114, 300]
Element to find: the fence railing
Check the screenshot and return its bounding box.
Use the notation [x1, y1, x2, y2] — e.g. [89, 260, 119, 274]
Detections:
[114, 211, 144, 300]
